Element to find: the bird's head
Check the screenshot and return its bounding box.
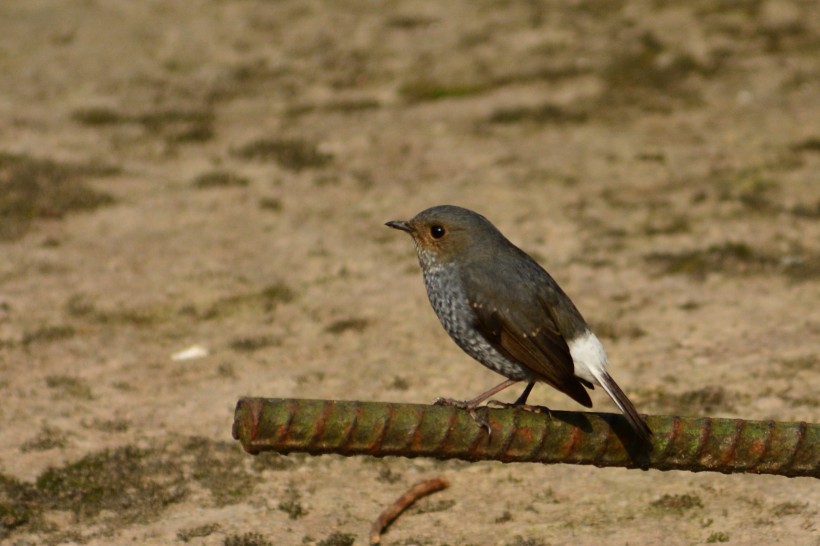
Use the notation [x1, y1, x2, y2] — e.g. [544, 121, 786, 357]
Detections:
[386, 205, 502, 268]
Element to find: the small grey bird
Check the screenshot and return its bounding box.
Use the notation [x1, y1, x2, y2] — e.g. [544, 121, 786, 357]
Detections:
[386, 205, 651, 442]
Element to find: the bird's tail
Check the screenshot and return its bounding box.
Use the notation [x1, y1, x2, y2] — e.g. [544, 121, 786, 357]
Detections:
[594, 370, 652, 444]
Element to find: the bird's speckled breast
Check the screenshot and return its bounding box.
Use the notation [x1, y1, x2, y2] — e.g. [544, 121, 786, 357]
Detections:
[421, 263, 532, 381]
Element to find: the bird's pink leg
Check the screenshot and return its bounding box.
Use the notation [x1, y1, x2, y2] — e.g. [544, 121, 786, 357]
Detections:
[486, 381, 552, 415]
[434, 379, 520, 433]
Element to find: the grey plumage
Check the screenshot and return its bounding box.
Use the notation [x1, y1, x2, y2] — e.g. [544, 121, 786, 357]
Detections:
[387, 205, 651, 442]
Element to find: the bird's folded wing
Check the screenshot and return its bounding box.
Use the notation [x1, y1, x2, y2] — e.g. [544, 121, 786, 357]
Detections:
[470, 301, 593, 408]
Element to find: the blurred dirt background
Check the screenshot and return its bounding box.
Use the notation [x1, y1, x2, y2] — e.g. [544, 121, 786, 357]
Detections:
[0, 1, 818, 545]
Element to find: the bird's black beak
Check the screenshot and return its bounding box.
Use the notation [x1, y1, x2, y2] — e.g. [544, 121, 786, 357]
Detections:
[385, 220, 414, 233]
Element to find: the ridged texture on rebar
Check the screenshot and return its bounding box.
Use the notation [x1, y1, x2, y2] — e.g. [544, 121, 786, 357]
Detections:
[232, 398, 818, 478]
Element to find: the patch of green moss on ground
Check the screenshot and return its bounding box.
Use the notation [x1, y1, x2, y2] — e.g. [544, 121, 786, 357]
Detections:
[285, 98, 381, 118]
[45, 375, 94, 400]
[201, 282, 295, 319]
[1, 437, 267, 541]
[177, 522, 221, 542]
[506, 537, 548, 546]
[595, 32, 717, 113]
[641, 215, 692, 236]
[35, 445, 187, 522]
[192, 170, 250, 189]
[646, 242, 772, 278]
[84, 417, 131, 433]
[791, 199, 820, 219]
[64, 294, 170, 327]
[706, 531, 730, 543]
[399, 79, 490, 103]
[20, 424, 69, 453]
[22, 325, 75, 346]
[224, 533, 273, 546]
[184, 437, 256, 506]
[0, 474, 40, 540]
[651, 493, 704, 514]
[324, 317, 369, 334]
[277, 482, 307, 520]
[232, 138, 332, 170]
[229, 335, 280, 352]
[588, 320, 646, 341]
[636, 384, 739, 415]
[318, 532, 355, 546]
[646, 242, 818, 281]
[791, 137, 820, 153]
[671, 386, 734, 414]
[0, 152, 116, 241]
[773, 355, 818, 378]
[250, 451, 301, 473]
[411, 498, 456, 514]
[770, 501, 808, 517]
[488, 103, 588, 125]
[72, 107, 214, 143]
[258, 197, 283, 212]
[71, 107, 125, 126]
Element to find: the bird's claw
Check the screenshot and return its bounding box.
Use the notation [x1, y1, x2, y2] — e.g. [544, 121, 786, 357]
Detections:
[433, 397, 492, 435]
[433, 396, 467, 408]
[486, 399, 552, 417]
[468, 407, 492, 435]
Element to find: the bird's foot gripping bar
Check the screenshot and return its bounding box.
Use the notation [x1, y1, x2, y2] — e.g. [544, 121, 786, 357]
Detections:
[232, 398, 818, 478]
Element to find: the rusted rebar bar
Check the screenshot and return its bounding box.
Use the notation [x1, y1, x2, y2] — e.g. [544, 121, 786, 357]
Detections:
[232, 398, 818, 478]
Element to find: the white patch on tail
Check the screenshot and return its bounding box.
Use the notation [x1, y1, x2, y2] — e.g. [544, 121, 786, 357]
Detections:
[568, 330, 609, 385]
[570, 330, 651, 440]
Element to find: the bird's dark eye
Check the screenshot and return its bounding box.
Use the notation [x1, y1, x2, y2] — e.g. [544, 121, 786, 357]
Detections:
[430, 225, 446, 239]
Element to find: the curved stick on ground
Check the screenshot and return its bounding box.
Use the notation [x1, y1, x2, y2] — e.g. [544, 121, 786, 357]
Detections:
[370, 476, 450, 545]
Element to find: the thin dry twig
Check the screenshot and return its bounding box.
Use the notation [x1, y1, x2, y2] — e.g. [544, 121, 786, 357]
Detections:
[369, 476, 450, 545]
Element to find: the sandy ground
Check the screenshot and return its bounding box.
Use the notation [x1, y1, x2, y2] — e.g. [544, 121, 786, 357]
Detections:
[0, 1, 818, 545]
